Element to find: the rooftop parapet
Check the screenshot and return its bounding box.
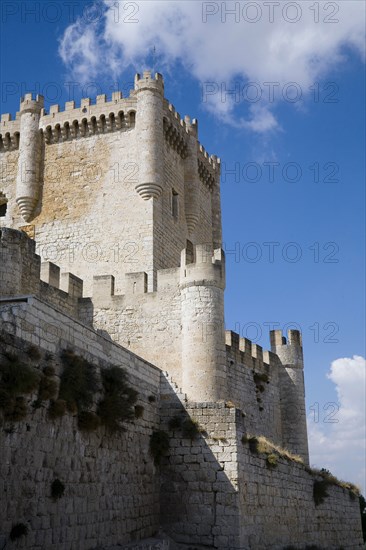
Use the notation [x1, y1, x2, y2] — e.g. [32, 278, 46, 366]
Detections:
[19, 93, 44, 114]
[0, 73, 219, 176]
[134, 70, 164, 93]
[225, 329, 279, 370]
[162, 98, 220, 182]
[0, 228, 84, 313]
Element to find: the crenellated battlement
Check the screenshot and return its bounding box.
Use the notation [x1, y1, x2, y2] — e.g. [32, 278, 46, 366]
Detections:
[0, 228, 84, 318]
[180, 244, 225, 290]
[225, 330, 279, 371]
[162, 96, 220, 183]
[0, 114, 20, 150]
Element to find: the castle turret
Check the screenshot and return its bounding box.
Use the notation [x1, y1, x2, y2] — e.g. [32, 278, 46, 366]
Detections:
[184, 117, 200, 234]
[134, 71, 164, 200]
[16, 94, 44, 222]
[180, 244, 227, 402]
[270, 329, 309, 464]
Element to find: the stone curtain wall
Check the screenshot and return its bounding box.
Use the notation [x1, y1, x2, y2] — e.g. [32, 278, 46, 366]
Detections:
[0, 297, 161, 550]
[159, 393, 364, 550]
[226, 343, 283, 446]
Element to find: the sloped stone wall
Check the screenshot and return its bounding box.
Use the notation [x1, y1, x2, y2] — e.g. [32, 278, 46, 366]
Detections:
[0, 297, 162, 550]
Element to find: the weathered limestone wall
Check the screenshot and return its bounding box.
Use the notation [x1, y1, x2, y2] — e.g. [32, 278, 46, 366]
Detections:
[0, 228, 84, 321]
[226, 331, 283, 446]
[159, 394, 364, 550]
[91, 267, 183, 386]
[0, 296, 162, 550]
[0, 74, 221, 296]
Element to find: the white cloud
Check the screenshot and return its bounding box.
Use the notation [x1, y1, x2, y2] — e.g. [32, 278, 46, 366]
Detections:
[308, 355, 366, 495]
[59, 0, 365, 132]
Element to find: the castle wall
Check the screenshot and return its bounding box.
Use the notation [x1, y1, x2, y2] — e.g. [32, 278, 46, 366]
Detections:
[91, 268, 183, 386]
[159, 398, 364, 550]
[226, 335, 283, 446]
[0, 228, 85, 322]
[0, 296, 161, 550]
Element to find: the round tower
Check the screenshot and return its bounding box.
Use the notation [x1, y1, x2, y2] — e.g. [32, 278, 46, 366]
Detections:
[16, 94, 44, 222]
[134, 71, 164, 200]
[180, 244, 227, 402]
[183, 117, 200, 234]
[270, 329, 309, 464]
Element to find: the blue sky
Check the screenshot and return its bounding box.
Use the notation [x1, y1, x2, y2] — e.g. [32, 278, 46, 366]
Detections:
[1, 0, 365, 491]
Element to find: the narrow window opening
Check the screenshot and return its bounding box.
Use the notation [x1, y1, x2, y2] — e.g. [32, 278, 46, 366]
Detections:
[172, 189, 179, 220]
[129, 111, 136, 127]
[0, 193, 7, 217]
[186, 240, 194, 264]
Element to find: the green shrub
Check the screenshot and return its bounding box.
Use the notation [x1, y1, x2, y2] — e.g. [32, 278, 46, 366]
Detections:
[51, 479, 65, 500]
[150, 430, 169, 465]
[168, 415, 183, 430]
[359, 494, 366, 542]
[253, 372, 269, 385]
[77, 410, 101, 431]
[38, 375, 58, 401]
[43, 365, 55, 377]
[10, 523, 28, 541]
[266, 453, 278, 468]
[0, 359, 39, 396]
[59, 350, 98, 411]
[97, 366, 137, 433]
[0, 389, 13, 410]
[313, 479, 329, 505]
[134, 405, 144, 419]
[181, 418, 201, 440]
[48, 399, 67, 419]
[27, 345, 42, 361]
[5, 396, 28, 421]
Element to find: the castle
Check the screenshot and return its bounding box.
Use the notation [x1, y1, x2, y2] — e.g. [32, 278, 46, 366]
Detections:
[0, 71, 363, 549]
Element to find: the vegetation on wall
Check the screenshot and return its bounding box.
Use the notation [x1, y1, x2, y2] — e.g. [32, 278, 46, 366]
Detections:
[51, 479, 65, 500]
[360, 494, 366, 542]
[77, 410, 101, 431]
[0, 345, 140, 436]
[98, 366, 138, 433]
[0, 353, 40, 421]
[48, 399, 67, 419]
[9, 523, 28, 541]
[168, 414, 203, 440]
[59, 349, 98, 412]
[313, 479, 330, 506]
[241, 434, 360, 502]
[242, 433, 304, 465]
[149, 430, 170, 465]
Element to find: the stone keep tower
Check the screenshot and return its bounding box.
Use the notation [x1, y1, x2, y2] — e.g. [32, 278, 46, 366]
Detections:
[0, 71, 310, 462]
